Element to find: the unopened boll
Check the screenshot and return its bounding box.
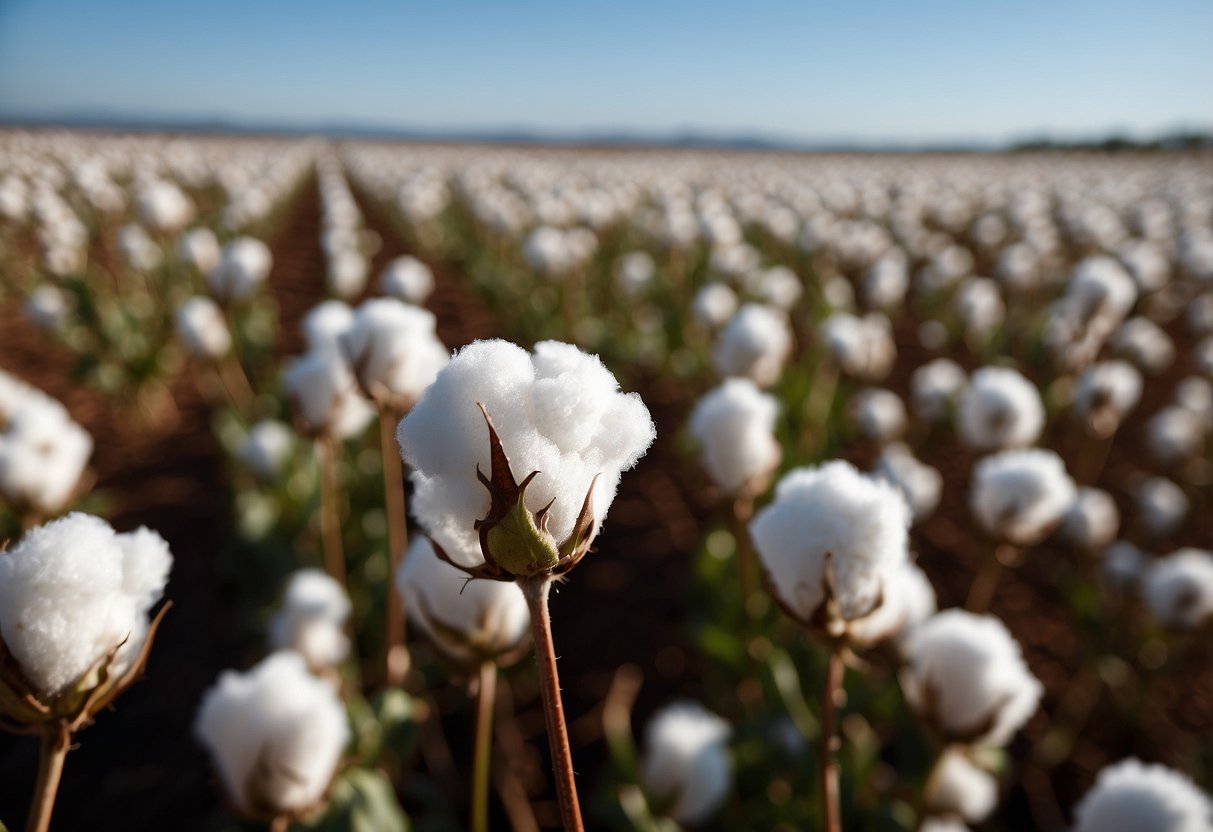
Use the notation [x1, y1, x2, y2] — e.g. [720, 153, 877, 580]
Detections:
[398, 339, 655, 567]
[1073, 758, 1212, 832]
[693, 283, 739, 329]
[1058, 487, 1120, 553]
[970, 449, 1076, 546]
[851, 388, 906, 444]
[911, 358, 967, 423]
[379, 255, 435, 304]
[749, 460, 910, 631]
[957, 367, 1044, 452]
[874, 443, 942, 522]
[0, 513, 172, 697]
[1142, 548, 1213, 631]
[176, 296, 232, 360]
[923, 747, 999, 824]
[901, 610, 1042, 746]
[1073, 360, 1142, 436]
[284, 349, 375, 440]
[688, 378, 781, 497]
[207, 237, 273, 304]
[339, 298, 449, 411]
[194, 651, 349, 817]
[640, 701, 732, 827]
[711, 304, 792, 388]
[268, 569, 351, 672]
[396, 537, 529, 665]
[1135, 477, 1189, 538]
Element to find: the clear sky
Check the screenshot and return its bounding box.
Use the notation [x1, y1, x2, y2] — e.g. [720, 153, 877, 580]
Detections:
[0, 0, 1209, 145]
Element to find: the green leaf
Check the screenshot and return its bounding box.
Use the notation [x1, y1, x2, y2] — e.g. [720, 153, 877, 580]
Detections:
[303, 768, 409, 832]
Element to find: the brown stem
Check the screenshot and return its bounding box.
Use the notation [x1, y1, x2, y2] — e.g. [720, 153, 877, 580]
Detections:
[217, 352, 257, 415]
[380, 409, 410, 686]
[26, 721, 70, 832]
[967, 542, 1018, 613]
[269, 814, 290, 832]
[820, 646, 843, 832]
[520, 575, 584, 831]
[316, 436, 346, 585]
[472, 661, 497, 832]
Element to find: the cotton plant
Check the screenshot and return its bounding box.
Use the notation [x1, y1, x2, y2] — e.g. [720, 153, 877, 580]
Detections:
[268, 569, 353, 675]
[1141, 548, 1213, 631]
[636, 701, 733, 829]
[206, 236, 273, 306]
[397, 338, 655, 830]
[956, 366, 1044, 453]
[711, 303, 793, 388]
[0, 513, 173, 832]
[378, 254, 435, 304]
[1071, 758, 1212, 832]
[1073, 360, 1142, 439]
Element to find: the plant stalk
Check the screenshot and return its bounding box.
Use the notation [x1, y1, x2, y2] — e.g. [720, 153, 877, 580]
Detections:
[472, 661, 498, 832]
[728, 496, 757, 616]
[26, 720, 70, 832]
[520, 575, 584, 831]
[380, 409, 410, 686]
[316, 435, 346, 584]
[820, 647, 843, 832]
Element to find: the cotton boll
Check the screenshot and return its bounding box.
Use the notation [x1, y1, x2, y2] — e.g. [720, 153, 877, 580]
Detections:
[911, 359, 967, 423]
[177, 227, 220, 274]
[749, 461, 911, 632]
[396, 537, 529, 664]
[688, 378, 781, 497]
[850, 388, 906, 444]
[1113, 318, 1175, 375]
[24, 284, 70, 332]
[268, 569, 351, 671]
[194, 651, 349, 817]
[378, 255, 435, 304]
[1135, 477, 1189, 538]
[1073, 360, 1142, 437]
[301, 300, 356, 354]
[919, 818, 971, 832]
[0, 396, 93, 515]
[863, 257, 909, 310]
[207, 237, 272, 304]
[874, 443, 942, 522]
[1101, 541, 1146, 590]
[1142, 549, 1213, 631]
[176, 296, 232, 360]
[1188, 294, 1213, 336]
[614, 251, 656, 298]
[821, 312, 897, 382]
[117, 223, 162, 272]
[1058, 487, 1120, 553]
[241, 420, 295, 480]
[957, 367, 1044, 452]
[136, 179, 194, 232]
[1073, 758, 1212, 832]
[1197, 337, 1213, 377]
[640, 701, 732, 827]
[692, 283, 738, 329]
[327, 248, 368, 300]
[338, 298, 448, 412]
[970, 449, 1076, 546]
[954, 278, 1004, 342]
[1119, 240, 1171, 292]
[711, 304, 792, 388]
[900, 610, 1043, 747]
[750, 265, 803, 310]
[847, 559, 937, 647]
[0, 513, 172, 698]
[822, 276, 855, 310]
[924, 748, 999, 824]
[398, 339, 655, 569]
[1147, 407, 1204, 466]
[1174, 378, 1213, 426]
[284, 349, 375, 440]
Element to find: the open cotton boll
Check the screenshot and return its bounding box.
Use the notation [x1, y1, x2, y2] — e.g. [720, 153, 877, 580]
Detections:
[269, 569, 351, 671]
[1073, 360, 1142, 437]
[338, 298, 449, 411]
[692, 283, 738, 329]
[301, 300, 356, 354]
[847, 559, 937, 648]
[207, 237, 272, 304]
[240, 420, 295, 480]
[954, 278, 1004, 341]
[1119, 239, 1171, 292]
[0, 396, 93, 515]
[136, 179, 194, 232]
[327, 248, 368, 299]
[1113, 317, 1175, 375]
[970, 449, 1076, 546]
[919, 818, 971, 832]
[194, 651, 349, 817]
[0, 369, 34, 423]
[640, 701, 732, 827]
[688, 378, 781, 497]
[1174, 377, 1213, 425]
[901, 610, 1042, 747]
[711, 304, 792, 388]
[957, 366, 1044, 452]
[379, 255, 435, 304]
[863, 256, 909, 310]
[396, 537, 529, 664]
[117, 223, 162, 272]
[398, 339, 655, 568]
[23, 284, 70, 332]
[911, 358, 967, 423]
[0, 513, 172, 698]
[1058, 487, 1120, 553]
[1101, 541, 1146, 590]
[1073, 758, 1212, 832]
[749, 265, 803, 310]
[874, 443, 942, 522]
[614, 251, 656, 297]
[284, 349, 375, 440]
[821, 312, 897, 382]
[1147, 407, 1204, 466]
[1188, 294, 1213, 336]
[851, 388, 907, 444]
[924, 747, 999, 824]
[1142, 549, 1213, 631]
[749, 460, 911, 630]
[177, 227, 220, 274]
[176, 296, 232, 360]
[1135, 477, 1189, 538]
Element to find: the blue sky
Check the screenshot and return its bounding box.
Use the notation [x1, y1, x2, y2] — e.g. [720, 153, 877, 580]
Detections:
[0, 0, 1209, 144]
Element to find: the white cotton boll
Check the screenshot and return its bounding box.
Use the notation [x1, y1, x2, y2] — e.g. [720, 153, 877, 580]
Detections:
[919, 818, 971, 832]
[269, 569, 351, 671]
[957, 366, 1044, 452]
[875, 443, 942, 522]
[1113, 317, 1175, 375]
[640, 701, 732, 827]
[0, 513, 172, 698]
[851, 388, 906, 444]
[327, 248, 368, 300]
[0, 397, 93, 515]
[240, 420, 295, 480]
[954, 278, 1004, 340]
[748, 265, 803, 310]
[1175, 377, 1213, 425]
[1188, 294, 1213, 336]
[176, 296, 232, 360]
[1073, 360, 1142, 436]
[711, 304, 792, 388]
[1135, 477, 1189, 538]
[396, 537, 529, 664]
[822, 276, 855, 310]
[379, 255, 435, 304]
[1059, 487, 1120, 552]
[284, 350, 375, 440]
[1101, 541, 1146, 590]
[924, 747, 999, 823]
[901, 610, 1042, 746]
[24, 284, 70, 331]
[1073, 758, 1212, 832]
[614, 251, 656, 298]
[911, 359, 967, 423]
[970, 449, 1076, 546]
[117, 223, 162, 272]
[136, 179, 194, 232]
[194, 651, 349, 816]
[692, 283, 738, 329]
[688, 378, 781, 497]
[398, 339, 655, 567]
[749, 461, 911, 628]
[863, 257, 909, 310]
[847, 558, 937, 647]
[1198, 337, 1213, 377]
[1119, 240, 1171, 292]
[207, 237, 272, 304]
[338, 298, 449, 410]
[0, 370, 33, 422]
[301, 300, 355, 354]
[177, 227, 220, 274]
[821, 312, 897, 382]
[1142, 549, 1213, 631]
[1147, 407, 1204, 466]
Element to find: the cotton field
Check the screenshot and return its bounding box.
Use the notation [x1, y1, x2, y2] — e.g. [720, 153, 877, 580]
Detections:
[0, 129, 1210, 832]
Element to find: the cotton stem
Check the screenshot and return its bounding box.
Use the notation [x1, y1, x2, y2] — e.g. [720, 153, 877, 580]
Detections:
[472, 661, 498, 832]
[26, 720, 70, 832]
[819, 646, 843, 832]
[316, 435, 346, 585]
[380, 409, 410, 686]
